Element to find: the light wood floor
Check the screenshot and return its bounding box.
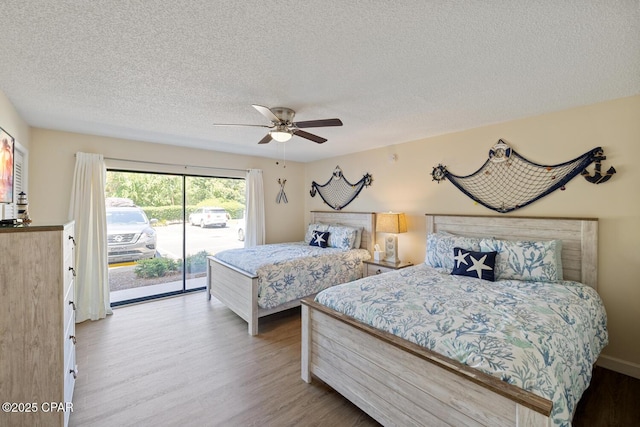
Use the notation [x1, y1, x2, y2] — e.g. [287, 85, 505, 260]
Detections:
[71, 292, 377, 427]
[71, 292, 639, 427]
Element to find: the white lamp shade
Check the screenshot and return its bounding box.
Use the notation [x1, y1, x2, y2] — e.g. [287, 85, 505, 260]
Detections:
[270, 130, 292, 142]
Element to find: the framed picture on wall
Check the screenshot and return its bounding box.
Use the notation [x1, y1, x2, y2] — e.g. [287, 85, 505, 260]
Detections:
[0, 126, 15, 204]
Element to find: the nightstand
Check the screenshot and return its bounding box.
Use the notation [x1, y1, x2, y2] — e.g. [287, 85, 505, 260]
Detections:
[364, 259, 413, 277]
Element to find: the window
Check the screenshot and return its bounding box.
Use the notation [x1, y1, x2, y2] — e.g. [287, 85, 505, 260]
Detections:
[106, 170, 245, 305]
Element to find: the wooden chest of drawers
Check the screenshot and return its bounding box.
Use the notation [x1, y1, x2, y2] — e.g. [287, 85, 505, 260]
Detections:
[0, 222, 76, 427]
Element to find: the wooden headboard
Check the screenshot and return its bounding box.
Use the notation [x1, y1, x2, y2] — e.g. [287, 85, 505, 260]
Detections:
[426, 214, 598, 290]
[310, 211, 376, 254]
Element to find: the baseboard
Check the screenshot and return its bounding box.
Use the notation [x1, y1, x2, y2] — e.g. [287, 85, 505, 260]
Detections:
[597, 355, 640, 380]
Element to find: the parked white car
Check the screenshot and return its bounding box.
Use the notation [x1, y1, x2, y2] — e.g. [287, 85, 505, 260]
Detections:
[236, 218, 245, 241]
[106, 201, 157, 264]
[189, 207, 228, 228]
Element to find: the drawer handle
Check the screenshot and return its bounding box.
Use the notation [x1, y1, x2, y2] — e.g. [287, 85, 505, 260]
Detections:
[70, 366, 78, 379]
[69, 335, 77, 345]
[375, 269, 382, 274]
[68, 266, 76, 277]
[69, 301, 76, 311]
[68, 235, 76, 246]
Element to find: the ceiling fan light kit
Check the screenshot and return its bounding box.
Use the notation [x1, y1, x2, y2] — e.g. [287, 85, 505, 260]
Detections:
[213, 104, 343, 145]
[270, 128, 292, 142]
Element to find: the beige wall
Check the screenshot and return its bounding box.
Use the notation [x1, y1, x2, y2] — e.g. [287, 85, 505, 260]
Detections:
[305, 95, 640, 374]
[29, 129, 306, 244]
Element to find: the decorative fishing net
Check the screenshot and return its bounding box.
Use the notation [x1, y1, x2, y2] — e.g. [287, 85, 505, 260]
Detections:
[310, 166, 373, 210]
[431, 141, 613, 213]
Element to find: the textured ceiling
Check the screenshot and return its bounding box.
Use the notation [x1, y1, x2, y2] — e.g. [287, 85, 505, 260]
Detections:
[0, 1, 638, 162]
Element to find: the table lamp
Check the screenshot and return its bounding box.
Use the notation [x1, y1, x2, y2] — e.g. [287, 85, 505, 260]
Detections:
[376, 212, 407, 264]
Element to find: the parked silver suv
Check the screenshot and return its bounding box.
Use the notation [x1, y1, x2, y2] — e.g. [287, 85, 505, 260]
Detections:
[106, 198, 157, 264]
[189, 207, 228, 228]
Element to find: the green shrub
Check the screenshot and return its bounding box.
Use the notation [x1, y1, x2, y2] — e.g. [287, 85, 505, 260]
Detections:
[134, 257, 179, 278]
[185, 250, 210, 274]
[141, 206, 185, 223]
[134, 252, 210, 278]
[140, 203, 245, 224]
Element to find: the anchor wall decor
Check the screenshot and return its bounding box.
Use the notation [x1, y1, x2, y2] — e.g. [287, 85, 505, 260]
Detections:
[581, 149, 616, 184]
[431, 140, 616, 213]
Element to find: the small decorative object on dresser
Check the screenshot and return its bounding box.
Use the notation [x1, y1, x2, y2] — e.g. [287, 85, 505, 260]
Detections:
[0, 222, 76, 427]
[16, 191, 31, 223]
[364, 259, 413, 277]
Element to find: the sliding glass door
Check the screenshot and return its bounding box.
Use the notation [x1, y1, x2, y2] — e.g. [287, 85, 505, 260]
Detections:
[106, 170, 245, 305]
[184, 176, 246, 291]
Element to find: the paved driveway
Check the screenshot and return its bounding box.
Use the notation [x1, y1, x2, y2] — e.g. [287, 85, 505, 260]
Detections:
[108, 221, 243, 300]
[154, 220, 243, 259]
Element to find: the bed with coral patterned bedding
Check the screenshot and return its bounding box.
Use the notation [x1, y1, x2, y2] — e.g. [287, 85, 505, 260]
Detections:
[302, 214, 606, 427]
[207, 211, 375, 335]
[314, 263, 607, 427]
[214, 242, 370, 309]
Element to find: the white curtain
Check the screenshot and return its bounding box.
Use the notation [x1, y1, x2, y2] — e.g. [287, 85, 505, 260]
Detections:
[68, 152, 112, 322]
[244, 169, 265, 247]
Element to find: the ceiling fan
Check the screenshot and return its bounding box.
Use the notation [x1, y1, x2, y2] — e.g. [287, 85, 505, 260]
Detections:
[213, 104, 343, 144]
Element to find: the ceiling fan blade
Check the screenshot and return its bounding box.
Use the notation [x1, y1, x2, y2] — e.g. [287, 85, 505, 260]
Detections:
[212, 123, 273, 128]
[294, 118, 343, 128]
[258, 133, 273, 144]
[294, 130, 327, 144]
[252, 104, 280, 123]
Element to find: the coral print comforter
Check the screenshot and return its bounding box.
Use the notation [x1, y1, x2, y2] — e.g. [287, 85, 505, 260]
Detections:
[213, 242, 370, 309]
[315, 263, 608, 427]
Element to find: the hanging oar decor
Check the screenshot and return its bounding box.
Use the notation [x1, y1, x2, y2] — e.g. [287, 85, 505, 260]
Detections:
[431, 140, 616, 213]
[310, 166, 373, 210]
[276, 178, 288, 204]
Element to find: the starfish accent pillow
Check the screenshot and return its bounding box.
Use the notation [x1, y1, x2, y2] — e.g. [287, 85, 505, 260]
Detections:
[451, 247, 497, 281]
[309, 230, 330, 248]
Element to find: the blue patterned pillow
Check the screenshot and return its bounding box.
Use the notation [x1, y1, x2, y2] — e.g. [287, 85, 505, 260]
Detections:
[451, 247, 497, 281]
[480, 238, 563, 282]
[327, 225, 358, 250]
[425, 232, 483, 270]
[309, 230, 330, 248]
